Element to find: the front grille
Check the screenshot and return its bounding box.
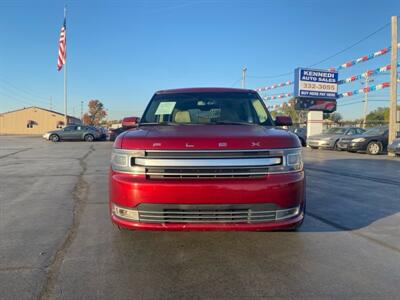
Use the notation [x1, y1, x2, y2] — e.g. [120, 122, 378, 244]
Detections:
[145, 166, 269, 179]
[132, 150, 283, 179]
[137, 203, 299, 223]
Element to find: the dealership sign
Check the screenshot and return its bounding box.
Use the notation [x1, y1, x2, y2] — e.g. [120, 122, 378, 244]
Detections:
[294, 68, 338, 99]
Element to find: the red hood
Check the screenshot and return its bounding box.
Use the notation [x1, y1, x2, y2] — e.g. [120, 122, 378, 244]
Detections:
[115, 125, 300, 150]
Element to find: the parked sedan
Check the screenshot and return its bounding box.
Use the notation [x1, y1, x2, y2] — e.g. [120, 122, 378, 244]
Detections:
[337, 126, 389, 155]
[43, 125, 102, 142]
[388, 138, 400, 156]
[307, 127, 365, 150]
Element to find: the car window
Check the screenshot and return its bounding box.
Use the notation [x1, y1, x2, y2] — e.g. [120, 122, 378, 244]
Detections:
[357, 128, 365, 134]
[347, 128, 356, 135]
[364, 127, 388, 135]
[141, 92, 274, 125]
[251, 99, 268, 124]
[324, 127, 347, 134]
[64, 126, 76, 131]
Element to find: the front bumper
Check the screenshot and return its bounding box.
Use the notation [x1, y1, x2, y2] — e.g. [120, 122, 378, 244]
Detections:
[307, 140, 334, 149]
[347, 142, 367, 152]
[109, 170, 305, 231]
[388, 145, 400, 154]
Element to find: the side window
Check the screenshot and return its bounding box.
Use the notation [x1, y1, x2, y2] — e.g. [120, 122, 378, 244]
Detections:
[347, 128, 356, 135]
[251, 99, 268, 123]
[64, 126, 75, 131]
[357, 128, 364, 134]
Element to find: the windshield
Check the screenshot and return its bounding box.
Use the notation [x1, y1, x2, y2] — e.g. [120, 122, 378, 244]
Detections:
[364, 127, 388, 135]
[140, 92, 273, 125]
[323, 127, 347, 134]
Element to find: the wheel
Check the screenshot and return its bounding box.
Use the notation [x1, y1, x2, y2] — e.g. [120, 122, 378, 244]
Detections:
[84, 134, 94, 142]
[50, 134, 60, 142]
[310, 146, 318, 150]
[367, 141, 382, 155]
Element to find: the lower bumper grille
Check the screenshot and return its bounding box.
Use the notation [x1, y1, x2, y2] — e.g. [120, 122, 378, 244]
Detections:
[137, 203, 299, 224]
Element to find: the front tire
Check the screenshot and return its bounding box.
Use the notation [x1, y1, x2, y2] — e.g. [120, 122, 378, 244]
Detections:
[50, 134, 60, 142]
[367, 141, 382, 155]
[84, 134, 94, 142]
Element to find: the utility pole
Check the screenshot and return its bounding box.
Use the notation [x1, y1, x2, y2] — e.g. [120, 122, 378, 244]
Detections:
[388, 15, 398, 154]
[49, 96, 53, 110]
[241, 67, 247, 89]
[80, 100, 83, 120]
[362, 76, 370, 128]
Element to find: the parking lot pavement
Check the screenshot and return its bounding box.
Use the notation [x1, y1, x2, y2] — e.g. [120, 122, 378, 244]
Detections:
[1, 136, 399, 300]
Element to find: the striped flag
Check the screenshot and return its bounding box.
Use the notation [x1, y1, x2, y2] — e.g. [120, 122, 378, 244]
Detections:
[57, 17, 66, 71]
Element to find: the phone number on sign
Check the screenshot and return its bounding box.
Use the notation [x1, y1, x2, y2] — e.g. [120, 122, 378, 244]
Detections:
[301, 83, 336, 91]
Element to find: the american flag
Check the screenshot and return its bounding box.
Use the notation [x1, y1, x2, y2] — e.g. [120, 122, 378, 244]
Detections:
[57, 18, 66, 71]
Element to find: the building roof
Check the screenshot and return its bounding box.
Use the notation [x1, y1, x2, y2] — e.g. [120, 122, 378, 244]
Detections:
[0, 106, 80, 120]
[155, 87, 257, 94]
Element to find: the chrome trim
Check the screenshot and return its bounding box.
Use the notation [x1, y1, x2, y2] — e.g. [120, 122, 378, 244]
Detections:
[136, 205, 300, 224]
[135, 157, 281, 167]
[144, 148, 301, 153]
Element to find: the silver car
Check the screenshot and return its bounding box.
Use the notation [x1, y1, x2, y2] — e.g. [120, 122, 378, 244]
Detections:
[307, 127, 365, 150]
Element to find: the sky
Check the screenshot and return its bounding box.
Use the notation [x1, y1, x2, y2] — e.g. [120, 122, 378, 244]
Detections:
[0, 0, 399, 120]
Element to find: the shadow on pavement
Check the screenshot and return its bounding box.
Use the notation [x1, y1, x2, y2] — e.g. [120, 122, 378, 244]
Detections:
[301, 158, 400, 232]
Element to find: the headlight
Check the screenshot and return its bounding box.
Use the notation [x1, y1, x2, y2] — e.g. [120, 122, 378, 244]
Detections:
[111, 148, 145, 172]
[323, 137, 333, 141]
[352, 138, 366, 143]
[268, 148, 303, 173]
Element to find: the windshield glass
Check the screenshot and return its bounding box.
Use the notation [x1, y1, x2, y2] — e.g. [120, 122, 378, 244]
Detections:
[140, 92, 273, 125]
[364, 127, 387, 135]
[323, 127, 347, 134]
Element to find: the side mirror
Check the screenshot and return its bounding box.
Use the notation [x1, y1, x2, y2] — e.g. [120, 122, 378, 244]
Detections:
[275, 116, 293, 126]
[122, 117, 140, 127]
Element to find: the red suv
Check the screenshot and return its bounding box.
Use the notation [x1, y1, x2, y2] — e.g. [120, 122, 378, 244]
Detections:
[109, 88, 305, 231]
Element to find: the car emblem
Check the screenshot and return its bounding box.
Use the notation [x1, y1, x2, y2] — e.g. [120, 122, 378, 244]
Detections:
[185, 143, 194, 148]
[218, 142, 227, 147]
[153, 142, 161, 147]
[251, 142, 261, 147]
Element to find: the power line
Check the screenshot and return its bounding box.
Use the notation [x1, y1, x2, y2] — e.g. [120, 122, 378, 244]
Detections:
[0, 83, 49, 105]
[247, 21, 391, 79]
[0, 78, 47, 100]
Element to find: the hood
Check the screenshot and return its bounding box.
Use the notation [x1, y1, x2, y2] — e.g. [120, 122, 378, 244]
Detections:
[46, 130, 61, 134]
[116, 125, 300, 150]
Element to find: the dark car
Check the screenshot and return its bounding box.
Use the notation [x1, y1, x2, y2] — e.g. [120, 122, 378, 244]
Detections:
[108, 117, 140, 141]
[337, 126, 389, 155]
[43, 125, 102, 142]
[388, 138, 400, 156]
[290, 127, 307, 146]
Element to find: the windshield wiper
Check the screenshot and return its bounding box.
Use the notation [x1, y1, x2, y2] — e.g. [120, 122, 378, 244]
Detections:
[208, 121, 254, 125]
[139, 122, 178, 126]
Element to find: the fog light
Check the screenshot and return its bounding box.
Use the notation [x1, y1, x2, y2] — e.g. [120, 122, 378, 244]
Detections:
[276, 206, 300, 220]
[112, 203, 139, 221]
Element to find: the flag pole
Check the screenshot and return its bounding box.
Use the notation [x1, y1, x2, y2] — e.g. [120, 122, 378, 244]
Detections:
[64, 5, 68, 126]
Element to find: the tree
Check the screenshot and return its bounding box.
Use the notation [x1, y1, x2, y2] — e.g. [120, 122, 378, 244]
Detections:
[82, 100, 107, 125]
[324, 112, 342, 123]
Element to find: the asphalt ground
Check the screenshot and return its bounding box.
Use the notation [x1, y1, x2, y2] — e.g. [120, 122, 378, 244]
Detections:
[1, 136, 399, 300]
